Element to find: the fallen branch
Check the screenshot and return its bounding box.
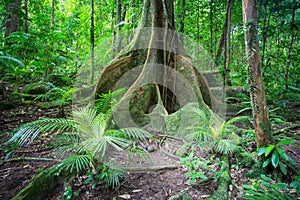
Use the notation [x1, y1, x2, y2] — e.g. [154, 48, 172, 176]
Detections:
[12, 165, 76, 200]
[123, 165, 178, 172]
[1, 157, 60, 164]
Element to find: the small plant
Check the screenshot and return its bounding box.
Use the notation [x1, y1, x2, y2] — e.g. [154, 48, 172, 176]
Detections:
[62, 185, 79, 200]
[8, 89, 151, 188]
[257, 139, 297, 175]
[185, 106, 249, 154]
[84, 164, 123, 189]
[240, 174, 297, 199]
[180, 148, 220, 184]
[290, 176, 300, 197]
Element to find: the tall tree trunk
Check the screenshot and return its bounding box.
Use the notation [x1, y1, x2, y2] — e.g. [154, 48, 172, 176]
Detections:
[5, 0, 21, 37]
[51, 0, 55, 27]
[285, 0, 296, 92]
[224, 0, 232, 86]
[215, 0, 233, 64]
[242, 0, 273, 147]
[197, 0, 200, 43]
[115, 0, 123, 53]
[95, 0, 221, 127]
[90, 0, 95, 83]
[24, 0, 28, 33]
[261, 0, 269, 69]
[209, 0, 213, 70]
[179, 0, 185, 34]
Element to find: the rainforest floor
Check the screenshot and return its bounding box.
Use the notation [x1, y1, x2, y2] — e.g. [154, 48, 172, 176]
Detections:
[0, 95, 299, 200]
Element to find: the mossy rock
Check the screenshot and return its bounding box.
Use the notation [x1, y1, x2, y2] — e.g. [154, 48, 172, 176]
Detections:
[22, 82, 47, 95]
[165, 103, 209, 136]
[0, 101, 15, 111]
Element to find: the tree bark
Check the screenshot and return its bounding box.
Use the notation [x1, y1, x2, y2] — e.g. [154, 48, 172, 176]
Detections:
[242, 0, 273, 147]
[51, 0, 55, 27]
[24, 0, 28, 33]
[179, 0, 185, 34]
[285, 0, 296, 92]
[215, 0, 233, 65]
[209, 0, 213, 70]
[95, 0, 221, 127]
[90, 0, 95, 83]
[261, 0, 270, 69]
[224, 0, 233, 86]
[4, 0, 21, 37]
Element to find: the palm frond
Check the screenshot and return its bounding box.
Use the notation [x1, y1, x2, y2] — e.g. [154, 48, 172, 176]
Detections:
[120, 127, 152, 141]
[9, 118, 73, 146]
[214, 139, 240, 155]
[185, 126, 214, 142]
[72, 107, 99, 138]
[56, 154, 93, 174]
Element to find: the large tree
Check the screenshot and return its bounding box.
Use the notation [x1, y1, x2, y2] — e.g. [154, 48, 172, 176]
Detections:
[95, 0, 222, 127]
[242, 0, 273, 147]
[4, 0, 21, 37]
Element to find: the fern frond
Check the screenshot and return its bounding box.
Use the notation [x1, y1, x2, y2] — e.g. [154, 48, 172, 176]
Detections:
[95, 88, 126, 114]
[56, 154, 93, 173]
[9, 118, 73, 146]
[0, 55, 25, 67]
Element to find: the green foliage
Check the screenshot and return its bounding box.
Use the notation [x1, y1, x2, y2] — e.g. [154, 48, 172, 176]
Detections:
[240, 174, 297, 200]
[257, 140, 297, 175]
[185, 106, 249, 154]
[84, 164, 124, 189]
[56, 154, 93, 174]
[180, 148, 221, 184]
[290, 176, 300, 197]
[62, 185, 79, 200]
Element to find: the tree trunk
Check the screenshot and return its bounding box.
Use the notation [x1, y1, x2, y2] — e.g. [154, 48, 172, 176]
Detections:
[285, 0, 296, 92]
[95, 0, 221, 128]
[261, 0, 269, 69]
[179, 0, 185, 34]
[4, 0, 21, 37]
[51, 0, 55, 27]
[224, 0, 233, 86]
[24, 0, 28, 33]
[242, 0, 273, 147]
[90, 0, 95, 83]
[209, 0, 213, 70]
[215, 0, 233, 65]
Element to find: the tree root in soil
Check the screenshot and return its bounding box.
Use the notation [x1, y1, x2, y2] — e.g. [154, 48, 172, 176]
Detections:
[208, 154, 231, 200]
[11, 166, 75, 200]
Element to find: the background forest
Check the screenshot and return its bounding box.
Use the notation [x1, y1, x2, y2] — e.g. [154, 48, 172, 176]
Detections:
[0, 0, 299, 199]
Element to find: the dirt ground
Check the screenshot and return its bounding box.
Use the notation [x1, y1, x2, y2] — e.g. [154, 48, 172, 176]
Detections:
[0, 103, 299, 200]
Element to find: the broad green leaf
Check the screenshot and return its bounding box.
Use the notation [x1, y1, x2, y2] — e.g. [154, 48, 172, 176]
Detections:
[260, 174, 273, 183]
[265, 145, 274, 157]
[279, 162, 287, 175]
[262, 158, 271, 168]
[277, 139, 293, 146]
[276, 147, 288, 160]
[271, 151, 279, 168]
[257, 147, 266, 156]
